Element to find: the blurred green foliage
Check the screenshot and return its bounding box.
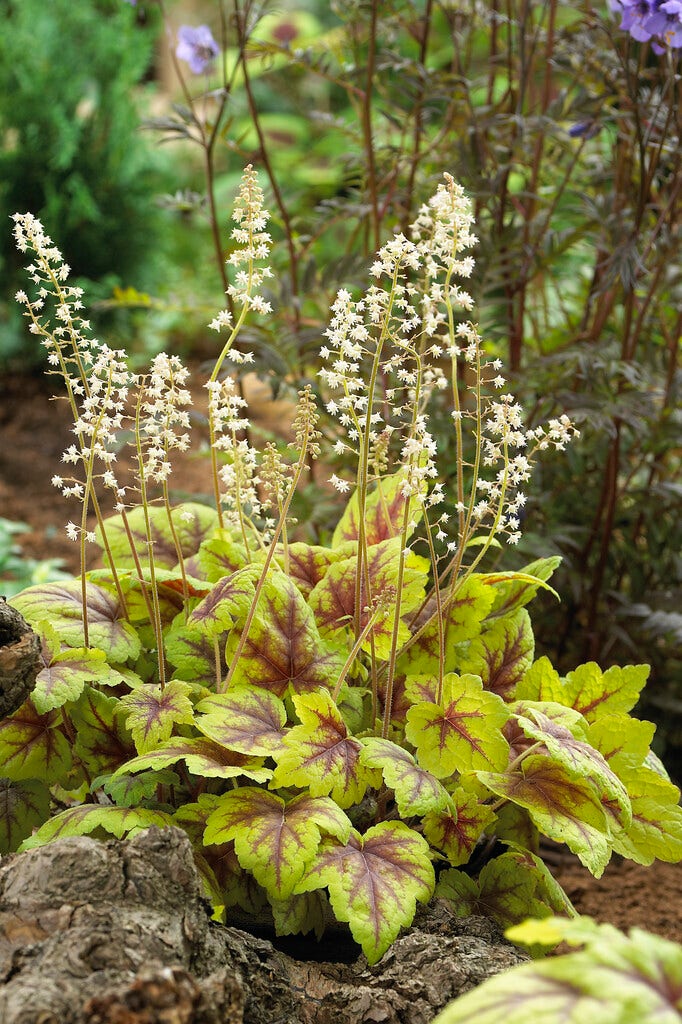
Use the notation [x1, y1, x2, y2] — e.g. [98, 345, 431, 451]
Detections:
[0, 519, 69, 598]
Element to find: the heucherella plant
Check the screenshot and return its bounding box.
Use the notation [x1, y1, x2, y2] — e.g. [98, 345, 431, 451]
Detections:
[5, 169, 681, 966]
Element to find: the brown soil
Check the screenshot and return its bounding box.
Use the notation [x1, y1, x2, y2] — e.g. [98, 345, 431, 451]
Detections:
[0, 370, 680, 947]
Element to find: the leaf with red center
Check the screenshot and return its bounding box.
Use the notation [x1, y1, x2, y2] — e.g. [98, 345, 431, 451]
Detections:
[405, 673, 510, 778]
[0, 698, 73, 784]
[606, 762, 682, 866]
[12, 581, 141, 662]
[120, 679, 195, 754]
[111, 737, 271, 783]
[456, 609, 534, 702]
[97, 502, 219, 572]
[227, 574, 345, 697]
[70, 685, 135, 776]
[270, 891, 328, 940]
[331, 471, 423, 547]
[296, 821, 435, 964]
[423, 789, 496, 866]
[271, 691, 379, 809]
[396, 577, 496, 678]
[204, 788, 351, 900]
[586, 715, 656, 775]
[19, 804, 174, 850]
[309, 538, 428, 660]
[197, 530, 249, 582]
[196, 687, 287, 756]
[483, 557, 562, 619]
[281, 541, 354, 598]
[187, 567, 257, 638]
[360, 737, 449, 816]
[0, 779, 51, 854]
[165, 619, 228, 687]
[511, 701, 631, 827]
[478, 754, 611, 875]
[31, 622, 125, 714]
[517, 658, 650, 722]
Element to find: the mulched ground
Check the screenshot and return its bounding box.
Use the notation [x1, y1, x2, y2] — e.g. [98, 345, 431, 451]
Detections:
[1, 368, 679, 945]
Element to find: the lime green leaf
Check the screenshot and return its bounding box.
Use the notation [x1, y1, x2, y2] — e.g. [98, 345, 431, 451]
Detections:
[110, 737, 271, 783]
[196, 687, 287, 756]
[608, 763, 682, 865]
[197, 530, 248, 581]
[405, 673, 510, 778]
[0, 778, 51, 854]
[269, 891, 328, 940]
[0, 698, 73, 784]
[32, 624, 123, 714]
[187, 568, 257, 638]
[456, 609, 534, 702]
[309, 538, 428, 660]
[433, 918, 682, 1024]
[360, 737, 450, 816]
[478, 755, 611, 876]
[69, 686, 135, 776]
[20, 804, 174, 850]
[297, 821, 435, 964]
[12, 580, 141, 662]
[437, 852, 551, 929]
[517, 658, 650, 722]
[586, 715, 656, 774]
[120, 679, 195, 754]
[423, 789, 497, 866]
[484, 557, 562, 618]
[227, 574, 345, 697]
[332, 472, 422, 548]
[97, 502, 219, 572]
[165, 618, 227, 687]
[284, 541, 354, 598]
[204, 788, 351, 900]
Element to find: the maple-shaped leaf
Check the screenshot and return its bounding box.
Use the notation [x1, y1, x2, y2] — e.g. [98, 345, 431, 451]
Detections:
[309, 537, 428, 660]
[271, 691, 380, 809]
[187, 568, 257, 638]
[360, 737, 450, 817]
[204, 788, 351, 900]
[281, 541, 355, 598]
[97, 502, 219, 572]
[437, 852, 551, 929]
[165, 618, 228, 688]
[396, 577, 496, 679]
[0, 778, 51, 854]
[12, 581, 141, 662]
[269, 891, 328, 940]
[607, 762, 682, 866]
[110, 736, 271, 783]
[196, 530, 249, 582]
[331, 471, 423, 548]
[120, 679, 195, 754]
[517, 657, 650, 722]
[405, 673, 510, 778]
[70, 685, 135, 776]
[296, 821, 435, 964]
[511, 701, 631, 828]
[483, 557, 562, 619]
[31, 622, 124, 714]
[226, 574, 346, 697]
[100, 767, 180, 808]
[456, 609, 534, 702]
[478, 754, 611, 876]
[422, 788, 497, 866]
[19, 804, 174, 850]
[196, 687, 287, 756]
[586, 715, 656, 775]
[0, 698, 73, 784]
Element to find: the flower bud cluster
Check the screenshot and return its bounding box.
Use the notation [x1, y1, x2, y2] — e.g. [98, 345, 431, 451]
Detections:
[137, 354, 192, 485]
[206, 378, 266, 530]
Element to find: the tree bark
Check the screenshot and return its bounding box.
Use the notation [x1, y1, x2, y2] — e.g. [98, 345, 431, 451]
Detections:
[0, 599, 40, 718]
[0, 826, 528, 1024]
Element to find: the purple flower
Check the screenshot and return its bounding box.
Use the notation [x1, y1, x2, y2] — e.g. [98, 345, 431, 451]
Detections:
[611, 0, 682, 49]
[176, 25, 220, 75]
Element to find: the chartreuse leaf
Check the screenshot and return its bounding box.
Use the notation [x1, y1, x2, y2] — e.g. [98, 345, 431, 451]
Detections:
[269, 891, 328, 940]
[282, 542, 354, 598]
[196, 687, 287, 756]
[99, 768, 180, 808]
[477, 754, 612, 876]
[69, 685, 135, 776]
[309, 537, 428, 660]
[226, 573, 345, 697]
[608, 763, 682, 865]
[517, 658, 650, 722]
[271, 691, 379, 808]
[19, 804, 174, 851]
[484, 556, 562, 619]
[456, 609, 534, 701]
[197, 529, 248, 581]
[110, 737, 271, 783]
[204, 788, 351, 900]
[120, 680, 195, 754]
[165, 618, 228, 688]
[586, 714, 656, 773]
[0, 778, 51, 854]
[296, 821, 435, 965]
[422, 788, 497, 866]
[0, 698, 73, 784]
[437, 851, 552, 929]
[405, 673, 510, 778]
[96, 501, 219, 572]
[11, 580, 141, 662]
[359, 737, 449, 816]
[433, 917, 682, 1024]
[187, 568, 257, 638]
[332, 471, 422, 547]
[396, 577, 496, 678]
[32, 622, 124, 714]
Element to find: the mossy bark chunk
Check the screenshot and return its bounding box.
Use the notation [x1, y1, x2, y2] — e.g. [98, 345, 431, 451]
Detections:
[0, 826, 528, 1023]
[0, 599, 40, 718]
